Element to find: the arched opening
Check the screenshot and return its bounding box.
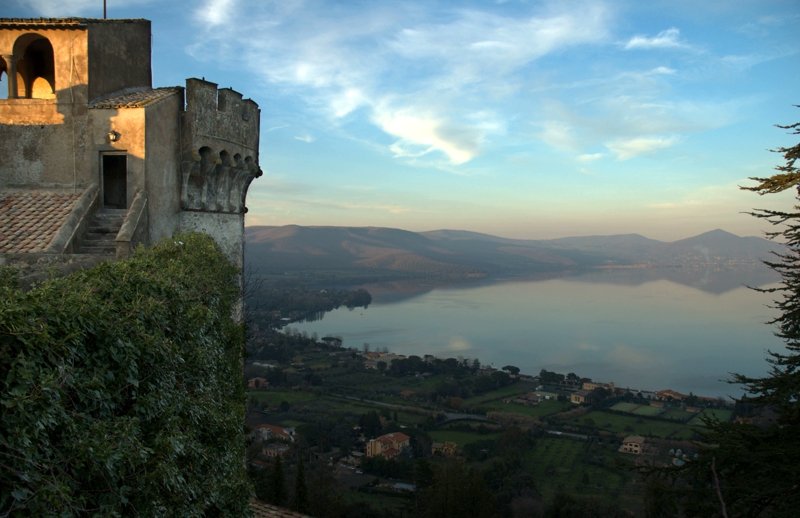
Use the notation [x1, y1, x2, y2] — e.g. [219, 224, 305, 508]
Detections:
[13, 34, 55, 99]
[0, 57, 7, 99]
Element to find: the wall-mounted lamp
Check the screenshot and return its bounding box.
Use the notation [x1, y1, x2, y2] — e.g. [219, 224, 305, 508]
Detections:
[107, 130, 121, 142]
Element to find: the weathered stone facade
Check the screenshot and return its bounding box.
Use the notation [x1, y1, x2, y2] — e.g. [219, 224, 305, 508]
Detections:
[0, 17, 261, 275]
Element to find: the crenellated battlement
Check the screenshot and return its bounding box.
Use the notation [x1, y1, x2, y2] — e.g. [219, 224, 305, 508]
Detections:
[183, 78, 259, 140]
[180, 78, 261, 214]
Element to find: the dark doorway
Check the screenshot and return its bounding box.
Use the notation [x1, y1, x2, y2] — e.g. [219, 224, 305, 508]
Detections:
[102, 154, 127, 208]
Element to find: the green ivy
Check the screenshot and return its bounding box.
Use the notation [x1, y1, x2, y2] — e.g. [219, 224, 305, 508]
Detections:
[1, 233, 250, 516]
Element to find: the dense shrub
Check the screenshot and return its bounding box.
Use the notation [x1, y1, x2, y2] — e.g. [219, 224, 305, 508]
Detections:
[0, 233, 250, 516]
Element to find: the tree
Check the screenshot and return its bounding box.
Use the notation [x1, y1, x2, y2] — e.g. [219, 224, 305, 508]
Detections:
[359, 411, 382, 437]
[293, 456, 309, 514]
[268, 457, 287, 506]
[419, 459, 495, 518]
[502, 364, 520, 376]
[675, 116, 800, 517]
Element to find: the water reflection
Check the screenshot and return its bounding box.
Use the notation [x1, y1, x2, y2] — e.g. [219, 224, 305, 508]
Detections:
[291, 270, 785, 397]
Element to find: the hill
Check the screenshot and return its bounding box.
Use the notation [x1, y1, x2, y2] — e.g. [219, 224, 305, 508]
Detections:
[245, 225, 781, 281]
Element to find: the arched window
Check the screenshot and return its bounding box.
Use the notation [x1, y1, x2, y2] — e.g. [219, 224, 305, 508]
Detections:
[0, 57, 8, 99]
[13, 34, 55, 99]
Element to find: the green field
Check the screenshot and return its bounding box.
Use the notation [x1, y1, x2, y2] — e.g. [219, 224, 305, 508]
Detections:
[485, 399, 572, 418]
[569, 411, 697, 439]
[525, 437, 633, 503]
[688, 408, 732, 426]
[610, 402, 639, 413]
[631, 405, 663, 417]
[463, 383, 537, 406]
[610, 402, 665, 418]
[661, 408, 693, 421]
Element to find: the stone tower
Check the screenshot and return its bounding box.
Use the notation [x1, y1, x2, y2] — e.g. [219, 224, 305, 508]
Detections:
[0, 17, 261, 276]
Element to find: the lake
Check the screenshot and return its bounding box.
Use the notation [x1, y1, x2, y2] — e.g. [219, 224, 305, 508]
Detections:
[289, 269, 785, 398]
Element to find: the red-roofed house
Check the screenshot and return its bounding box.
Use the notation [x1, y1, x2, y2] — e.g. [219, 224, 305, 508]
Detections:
[253, 424, 296, 443]
[366, 432, 411, 460]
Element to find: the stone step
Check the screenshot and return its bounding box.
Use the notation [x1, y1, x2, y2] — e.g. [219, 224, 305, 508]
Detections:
[83, 235, 116, 245]
[87, 224, 121, 234]
[78, 208, 126, 255]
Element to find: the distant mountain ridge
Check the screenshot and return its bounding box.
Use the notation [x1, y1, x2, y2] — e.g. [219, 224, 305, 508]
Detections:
[245, 225, 782, 279]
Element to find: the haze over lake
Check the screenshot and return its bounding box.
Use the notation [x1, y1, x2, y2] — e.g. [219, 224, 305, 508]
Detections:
[290, 270, 784, 398]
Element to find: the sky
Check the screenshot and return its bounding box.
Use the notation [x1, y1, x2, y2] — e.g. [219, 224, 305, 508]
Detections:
[7, 0, 800, 240]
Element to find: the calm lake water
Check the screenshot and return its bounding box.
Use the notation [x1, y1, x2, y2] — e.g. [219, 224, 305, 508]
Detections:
[289, 269, 785, 398]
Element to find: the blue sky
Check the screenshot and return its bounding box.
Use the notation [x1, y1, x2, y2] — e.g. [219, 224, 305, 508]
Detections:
[9, 0, 800, 239]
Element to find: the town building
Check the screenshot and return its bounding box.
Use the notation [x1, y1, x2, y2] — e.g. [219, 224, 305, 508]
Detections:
[431, 441, 458, 457]
[365, 432, 411, 460]
[0, 18, 261, 283]
[253, 424, 296, 443]
[262, 443, 291, 458]
[582, 380, 615, 392]
[247, 377, 269, 390]
[570, 389, 593, 405]
[619, 435, 646, 455]
[656, 389, 688, 401]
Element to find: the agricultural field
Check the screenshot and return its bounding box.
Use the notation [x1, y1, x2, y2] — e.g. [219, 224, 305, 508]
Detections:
[524, 436, 638, 506]
[568, 411, 698, 440]
[481, 399, 571, 418]
[462, 382, 537, 406]
[688, 408, 733, 426]
[610, 402, 639, 413]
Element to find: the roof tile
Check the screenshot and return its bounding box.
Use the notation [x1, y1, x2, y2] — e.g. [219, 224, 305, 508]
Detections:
[0, 191, 82, 254]
[89, 87, 181, 109]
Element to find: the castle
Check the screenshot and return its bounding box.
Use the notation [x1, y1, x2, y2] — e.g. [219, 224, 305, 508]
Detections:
[0, 18, 261, 278]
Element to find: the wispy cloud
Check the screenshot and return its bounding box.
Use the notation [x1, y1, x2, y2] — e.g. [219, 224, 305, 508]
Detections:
[606, 136, 679, 160]
[194, 0, 237, 27]
[577, 153, 604, 163]
[187, 0, 612, 167]
[294, 134, 316, 144]
[624, 27, 688, 50]
[538, 121, 579, 152]
[373, 105, 480, 165]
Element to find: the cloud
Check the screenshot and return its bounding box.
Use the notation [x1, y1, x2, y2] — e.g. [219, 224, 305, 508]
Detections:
[388, 4, 611, 77]
[186, 1, 612, 167]
[650, 66, 676, 75]
[538, 121, 578, 152]
[624, 27, 687, 50]
[373, 105, 479, 165]
[194, 0, 237, 27]
[606, 136, 678, 160]
[577, 153, 604, 162]
[294, 134, 316, 143]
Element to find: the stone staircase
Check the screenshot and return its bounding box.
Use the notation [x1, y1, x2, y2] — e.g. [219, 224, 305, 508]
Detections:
[79, 208, 126, 255]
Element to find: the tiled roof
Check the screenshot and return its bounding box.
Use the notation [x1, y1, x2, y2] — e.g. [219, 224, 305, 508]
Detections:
[250, 500, 310, 518]
[0, 191, 82, 253]
[0, 18, 147, 29]
[89, 87, 182, 109]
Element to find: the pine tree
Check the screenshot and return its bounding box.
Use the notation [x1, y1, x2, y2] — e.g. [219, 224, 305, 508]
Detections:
[680, 116, 800, 517]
